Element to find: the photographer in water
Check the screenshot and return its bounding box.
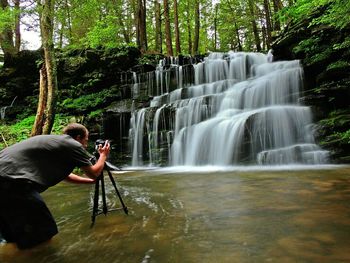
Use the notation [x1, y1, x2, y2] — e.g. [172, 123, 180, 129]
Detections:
[0, 123, 110, 249]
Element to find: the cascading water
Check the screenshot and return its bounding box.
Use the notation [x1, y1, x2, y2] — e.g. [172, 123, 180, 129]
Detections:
[129, 51, 329, 166]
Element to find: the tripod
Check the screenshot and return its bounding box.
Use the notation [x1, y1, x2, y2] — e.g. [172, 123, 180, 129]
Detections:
[91, 162, 128, 227]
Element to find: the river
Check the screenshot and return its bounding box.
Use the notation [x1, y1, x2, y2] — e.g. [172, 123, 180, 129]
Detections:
[1, 165, 349, 262]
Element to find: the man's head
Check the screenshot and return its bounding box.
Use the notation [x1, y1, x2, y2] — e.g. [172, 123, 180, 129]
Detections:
[63, 123, 89, 148]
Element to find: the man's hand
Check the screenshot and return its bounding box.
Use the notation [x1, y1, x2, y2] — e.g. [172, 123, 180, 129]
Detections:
[81, 140, 111, 179]
[98, 140, 111, 157]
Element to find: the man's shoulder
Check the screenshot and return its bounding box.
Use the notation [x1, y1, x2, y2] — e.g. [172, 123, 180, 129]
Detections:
[25, 134, 81, 149]
[32, 134, 72, 141]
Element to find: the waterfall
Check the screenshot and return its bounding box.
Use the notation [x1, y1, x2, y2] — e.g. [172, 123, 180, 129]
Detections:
[129, 51, 329, 166]
[0, 96, 17, 120]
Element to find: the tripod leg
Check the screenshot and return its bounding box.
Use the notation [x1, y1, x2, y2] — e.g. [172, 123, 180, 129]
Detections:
[100, 172, 108, 215]
[107, 170, 128, 215]
[91, 175, 101, 226]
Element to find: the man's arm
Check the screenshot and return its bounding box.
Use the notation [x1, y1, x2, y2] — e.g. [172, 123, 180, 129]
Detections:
[66, 173, 95, 184]
[80, 141, 110, 179]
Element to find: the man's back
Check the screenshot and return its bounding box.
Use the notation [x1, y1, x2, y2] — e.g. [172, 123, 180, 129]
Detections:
[0, 134, 91, 191]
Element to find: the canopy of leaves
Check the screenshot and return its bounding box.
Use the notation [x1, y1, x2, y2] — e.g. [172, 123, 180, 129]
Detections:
[0, 6, 15, 31]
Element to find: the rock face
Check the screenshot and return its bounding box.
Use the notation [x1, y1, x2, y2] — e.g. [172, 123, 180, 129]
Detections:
[272, 14, 350, 163]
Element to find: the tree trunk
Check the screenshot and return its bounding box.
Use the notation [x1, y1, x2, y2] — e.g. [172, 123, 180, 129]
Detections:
[31, 66, 47, 136]
[272, 0, 283, 31]
[136, 0, 147, 52]
[155, 0, 162, 53]
[247, 0, 261, 52]
[163, 0, 173, 56]
[234, 22, 242, 51]
[263, 0, 272, 49]
[112, 0, 130, 44]
[65, 0, 73, 44]
[262, 25, 267, 50]
[32, 0, 57, 135]
[186, 2, 192, 55]
[14, 0, 21, 52]
[174, 0, 181, 55]
[118, 15, 130, 44]
[193, 0, 200, 55]
[213, 3, 218, 51]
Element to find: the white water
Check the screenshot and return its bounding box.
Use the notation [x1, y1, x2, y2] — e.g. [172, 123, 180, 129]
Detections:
[0, 96, 17, 120]
[129, 51, 329, 166]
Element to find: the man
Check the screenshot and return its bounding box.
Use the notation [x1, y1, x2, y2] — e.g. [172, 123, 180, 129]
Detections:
[0, 123, 110, 249]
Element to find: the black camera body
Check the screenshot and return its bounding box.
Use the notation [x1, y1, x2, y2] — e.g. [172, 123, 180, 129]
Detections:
[92, 139, 119, 171]
[95, 139, 109, 148]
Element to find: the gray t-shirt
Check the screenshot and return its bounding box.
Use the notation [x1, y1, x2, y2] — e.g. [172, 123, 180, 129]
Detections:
[0, 134, 92, 191]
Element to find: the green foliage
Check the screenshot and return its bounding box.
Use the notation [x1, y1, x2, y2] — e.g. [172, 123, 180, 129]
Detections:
[65, 56, 87, 69]
[69, 78, 100, 96]
[293, 36, 321, 54]
[284, 0, 350, 29]
[102, 45, 136, 58]
[88, 109, 103, 118]
[50, 115, 74, 134]
[0, 115, 73, 149]
[138, 54, 163, 65]
[321, 130, 350, 146]
[333, 37, 350, 50]
[3, 116, 35, 143]
[293, 35, 336, 65]
[341, 130, 350, 144]
[281, 0, 325, 21]
[67, 0, 100, 45]
[15, 96, 40, 120]
[60, 89, 115, 112]
[310, 0, 350, 29]
[305, 47, 333, 65]
[84, 15, 120, 48]
[0, 6, 15, 30]
[320, 110, 350, 126]
[326, 60, 350, 71]
[0, 115, 35, 149]
[318, 110, 350, 147]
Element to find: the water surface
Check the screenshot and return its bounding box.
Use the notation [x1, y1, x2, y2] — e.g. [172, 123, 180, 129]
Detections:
[1, 165, 350, 262]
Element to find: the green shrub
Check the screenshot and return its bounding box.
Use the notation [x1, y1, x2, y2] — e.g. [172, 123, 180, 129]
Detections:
[0, 114, 73, 149]
[60, 89, 115, 112]
[0, 116, 34, 148]
[326, 60, 350, 71]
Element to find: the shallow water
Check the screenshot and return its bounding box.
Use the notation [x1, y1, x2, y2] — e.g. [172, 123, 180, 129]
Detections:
[1, 165, 350, 263]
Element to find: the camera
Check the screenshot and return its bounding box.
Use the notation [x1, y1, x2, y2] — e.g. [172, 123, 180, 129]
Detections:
[95, 139, 113, 151]
[95, 139, 110, 148]
[92, 139, 119, 171]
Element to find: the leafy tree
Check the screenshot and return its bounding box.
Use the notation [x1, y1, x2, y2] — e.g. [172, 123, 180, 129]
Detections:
[0, 0, 17, 62]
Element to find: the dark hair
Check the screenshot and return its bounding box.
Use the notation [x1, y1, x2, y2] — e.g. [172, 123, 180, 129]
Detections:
[62, 123, 88, 139]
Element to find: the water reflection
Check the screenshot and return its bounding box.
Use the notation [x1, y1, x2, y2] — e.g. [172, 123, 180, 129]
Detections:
[1, 166, 350, 262]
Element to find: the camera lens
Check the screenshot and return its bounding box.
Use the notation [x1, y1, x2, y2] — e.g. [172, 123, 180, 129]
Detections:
[95, 139, 105, 146]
